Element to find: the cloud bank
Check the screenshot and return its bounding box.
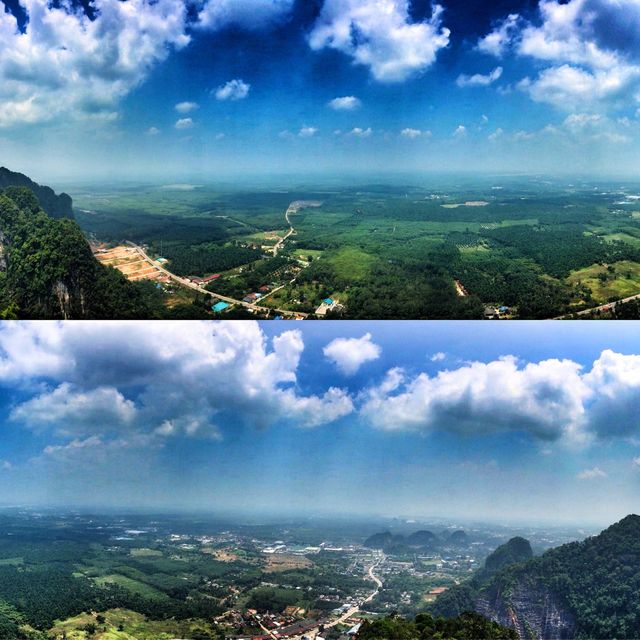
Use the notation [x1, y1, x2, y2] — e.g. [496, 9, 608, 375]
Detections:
[309, 0, 450, 83]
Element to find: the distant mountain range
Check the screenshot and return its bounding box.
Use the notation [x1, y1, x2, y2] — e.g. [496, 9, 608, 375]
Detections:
[363, 528, 468, 551]
[431, 515, 640, 640]
[0, 167, 73, 219]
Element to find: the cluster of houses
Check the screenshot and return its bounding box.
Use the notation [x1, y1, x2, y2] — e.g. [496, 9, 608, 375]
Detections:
[483, 305, 511, 319]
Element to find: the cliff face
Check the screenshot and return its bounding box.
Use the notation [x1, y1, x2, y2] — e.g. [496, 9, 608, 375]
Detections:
[0, 167, 73, 219]
[475, 579, 576, 640]
[434, 515, 640, 640]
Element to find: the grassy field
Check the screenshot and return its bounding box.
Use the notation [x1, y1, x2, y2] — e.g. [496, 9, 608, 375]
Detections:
[49, 608, 219, 640]
[567, 260, 640, 303]
[94, 575, 169, 601]
[129, 548, 163, 558]
[328, 246, 375, 281]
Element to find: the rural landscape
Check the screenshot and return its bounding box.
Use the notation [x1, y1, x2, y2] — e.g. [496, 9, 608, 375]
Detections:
[0, 508, 638, 640]
[3, 167, 640, 319]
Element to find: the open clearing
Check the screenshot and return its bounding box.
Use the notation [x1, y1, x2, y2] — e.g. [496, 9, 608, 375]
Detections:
[263, 553, 313, 572]
[129, 548, 162, 558]
[567, 260, 640, 303]
[49, 607, 218, 640]
[328, 246, 375, 281]
[93, 245, 168, 283]
[202, 547, 239, 562]
[93, 574, 169, 601]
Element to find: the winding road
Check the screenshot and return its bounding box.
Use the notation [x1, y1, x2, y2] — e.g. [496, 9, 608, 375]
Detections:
[293, 556, 384, 639]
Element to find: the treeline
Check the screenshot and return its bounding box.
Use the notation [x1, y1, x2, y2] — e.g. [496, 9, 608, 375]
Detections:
[76, 210, 233, 247]
[358, 612, 517, 640]
[485, 225, 639, 278]
[157, 242, 262, 277]
[454, 253, 574, 318]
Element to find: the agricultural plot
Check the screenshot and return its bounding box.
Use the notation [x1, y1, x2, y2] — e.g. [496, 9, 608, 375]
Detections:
[567, 261, 640, 304]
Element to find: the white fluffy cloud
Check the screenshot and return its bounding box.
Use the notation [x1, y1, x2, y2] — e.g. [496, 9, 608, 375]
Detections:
[214, 79, 251, 101]
[4, 325, 640, 461]
[0, 323, 354, 450]
[582, 350, 640, 438]
[349, 127, 373, 137]
[0, 0, 286, 127]
[401, 128, 424, 138]
[0, 0, 191, 127]
[197, 0, 294, 31]
[323, 333, 381, 376]
[298, 126, 318, 138]
[175, 101, 199, 113]
[456, 66, 503, 88]
[359, 350, 640, 444]
[11, 384, 136, 437]
[480, 0, 640, 111]
[360, 356, 589, 440]
[308, 0, 450, 83]
[175, 117, 194, 130]
[328, 96, 362, 111]
[477, 13, 521, 57]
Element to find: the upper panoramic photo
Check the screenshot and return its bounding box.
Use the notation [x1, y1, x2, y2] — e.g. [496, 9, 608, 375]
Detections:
[1, 0, 640, 320]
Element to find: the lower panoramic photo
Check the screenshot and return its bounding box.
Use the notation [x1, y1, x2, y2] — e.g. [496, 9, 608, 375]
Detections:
[0, 320, 639, 640]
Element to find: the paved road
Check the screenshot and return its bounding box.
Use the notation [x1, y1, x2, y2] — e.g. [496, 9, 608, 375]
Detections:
[295, 557, 384, 639]
[124, 241, 309, 319]
[554, 292, 640, 319]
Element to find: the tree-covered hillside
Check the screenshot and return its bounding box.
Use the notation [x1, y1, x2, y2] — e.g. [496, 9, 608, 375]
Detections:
[0, 187, 168, 319]
[433, 515, 640, 640]
[0, 167, 73, 219]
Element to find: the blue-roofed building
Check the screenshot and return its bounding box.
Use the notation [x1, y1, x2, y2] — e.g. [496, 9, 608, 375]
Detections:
[212, 301, 230, 313]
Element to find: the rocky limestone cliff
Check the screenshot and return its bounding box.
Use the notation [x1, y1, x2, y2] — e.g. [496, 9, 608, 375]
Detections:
[475, 579, 575, 640]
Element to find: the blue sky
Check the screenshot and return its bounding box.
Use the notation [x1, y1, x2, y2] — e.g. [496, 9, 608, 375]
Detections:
[0, 320, 639, 525]
[2, 0, 640, 181]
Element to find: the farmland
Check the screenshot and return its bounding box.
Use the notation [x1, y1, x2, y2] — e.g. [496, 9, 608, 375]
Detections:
[71, 176, 640, 319]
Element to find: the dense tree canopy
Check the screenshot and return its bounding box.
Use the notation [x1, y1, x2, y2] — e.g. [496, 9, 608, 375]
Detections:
[358, 612, 517, 640]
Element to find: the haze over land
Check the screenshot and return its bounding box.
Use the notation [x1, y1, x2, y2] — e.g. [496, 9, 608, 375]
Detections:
[1, 321, 639, 525]
[2, 0, 640, 180]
